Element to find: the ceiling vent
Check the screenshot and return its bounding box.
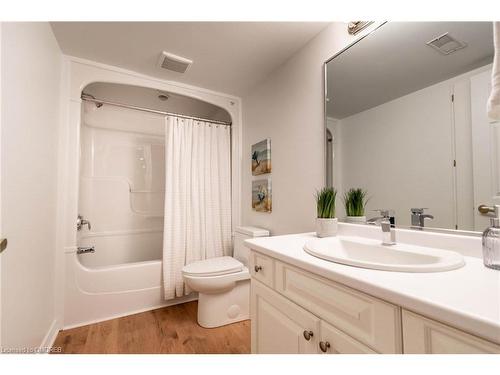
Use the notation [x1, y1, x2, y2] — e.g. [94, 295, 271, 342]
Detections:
[426, 33, 467, 55]
[158, 51, 193, 73]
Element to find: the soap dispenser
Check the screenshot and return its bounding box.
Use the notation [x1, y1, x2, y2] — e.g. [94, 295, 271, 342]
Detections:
[482, 205, 500, 270]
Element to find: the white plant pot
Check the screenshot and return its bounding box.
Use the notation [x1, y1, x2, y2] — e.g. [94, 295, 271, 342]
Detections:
[345, 216, 367, 224]
[316, 218, 338, 238]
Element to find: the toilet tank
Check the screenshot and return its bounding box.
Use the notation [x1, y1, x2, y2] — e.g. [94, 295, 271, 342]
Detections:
[233, 226, 269, 266]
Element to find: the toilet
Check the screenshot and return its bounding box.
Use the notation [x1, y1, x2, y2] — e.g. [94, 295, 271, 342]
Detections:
[182, 226, 269, 328]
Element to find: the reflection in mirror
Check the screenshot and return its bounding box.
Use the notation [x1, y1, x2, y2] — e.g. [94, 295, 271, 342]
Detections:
[325, 22, 495, 232]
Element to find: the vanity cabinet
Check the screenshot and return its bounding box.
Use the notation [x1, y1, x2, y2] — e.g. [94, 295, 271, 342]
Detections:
[251, 280, 376, 354]
[402, 310, 500, 354]
[251, 279, 320, 353]
[274, 260, 402, 353]
[250, 250, 500, 354]
[250, 251, 400, 353]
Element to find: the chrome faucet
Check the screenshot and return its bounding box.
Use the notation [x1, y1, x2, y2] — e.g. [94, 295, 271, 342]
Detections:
[368, 209, 396, 245]
[367, 209, 395, 225]
[410, 208, 434, 230]
[380, 219, 396, 246]
[77, 214, 92, 231]
[77, 246, 95, 255]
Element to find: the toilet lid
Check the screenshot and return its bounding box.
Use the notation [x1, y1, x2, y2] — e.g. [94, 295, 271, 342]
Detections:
[182, 256, 244, 277]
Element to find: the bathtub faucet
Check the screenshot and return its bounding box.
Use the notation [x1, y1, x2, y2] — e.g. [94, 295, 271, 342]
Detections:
[77, 246, 95, 255]
[77, 214, 92, 231]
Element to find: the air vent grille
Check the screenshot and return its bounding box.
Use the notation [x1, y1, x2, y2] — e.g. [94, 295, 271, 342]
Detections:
[158, 52, 192, 73]
[426, 33, 467, 55]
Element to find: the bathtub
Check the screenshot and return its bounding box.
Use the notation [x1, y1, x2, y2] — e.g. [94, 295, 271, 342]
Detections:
[64, 109, 196, 328]
[64, 249, 196, 329]
[62, 101, 199, 329]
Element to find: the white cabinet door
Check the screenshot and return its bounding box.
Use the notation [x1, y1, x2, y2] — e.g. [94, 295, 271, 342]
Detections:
[403, 310, 500, 354]
[251, 280, 320, 354]
[319, 320, 376, 354]
[275, 260, 402, 353]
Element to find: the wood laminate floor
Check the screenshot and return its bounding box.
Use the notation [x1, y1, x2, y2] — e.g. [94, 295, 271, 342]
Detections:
[53, 301, 250, 354]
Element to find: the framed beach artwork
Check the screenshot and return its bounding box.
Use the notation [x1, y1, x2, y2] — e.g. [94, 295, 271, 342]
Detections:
[252, 178, 272, 213]
[251, 138, 271, 175]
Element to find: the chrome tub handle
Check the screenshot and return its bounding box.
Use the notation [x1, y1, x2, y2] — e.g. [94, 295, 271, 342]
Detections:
[77, 246, 95, 255]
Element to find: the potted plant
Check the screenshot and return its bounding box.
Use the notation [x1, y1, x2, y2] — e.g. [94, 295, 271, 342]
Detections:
[315, 187, 338, 237]
[343, 188, 368, 224]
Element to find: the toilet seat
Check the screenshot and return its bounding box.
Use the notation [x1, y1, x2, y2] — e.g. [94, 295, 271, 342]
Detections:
[182, 256, 243, 277]
[182, 256, 249, 295]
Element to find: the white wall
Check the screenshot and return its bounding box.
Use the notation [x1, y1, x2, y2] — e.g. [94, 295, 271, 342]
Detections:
[1, 23, 62, 349]
[241, 23, 377, 235]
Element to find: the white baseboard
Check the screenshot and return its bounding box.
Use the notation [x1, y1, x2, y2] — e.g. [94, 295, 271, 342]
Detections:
[39, 319, 61, 354]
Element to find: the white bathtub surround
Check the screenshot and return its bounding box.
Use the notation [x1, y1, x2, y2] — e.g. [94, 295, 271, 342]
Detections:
[315, 218, 338, 238]
[163, 116, 232, 299]
[59, 58, 242, 328]
[488, 22, 500, 121]
[245, 223, 500, 347]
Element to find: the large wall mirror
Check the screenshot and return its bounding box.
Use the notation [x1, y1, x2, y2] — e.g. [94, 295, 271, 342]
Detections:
[325, 22, 496, 233]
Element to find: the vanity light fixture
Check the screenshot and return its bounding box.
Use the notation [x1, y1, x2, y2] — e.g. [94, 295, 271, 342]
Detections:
[347, 21, 374, 35]
[426, 32, 467, 55]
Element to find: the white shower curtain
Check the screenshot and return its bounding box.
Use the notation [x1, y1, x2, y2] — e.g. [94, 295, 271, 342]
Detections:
[162, 116, 232, 300]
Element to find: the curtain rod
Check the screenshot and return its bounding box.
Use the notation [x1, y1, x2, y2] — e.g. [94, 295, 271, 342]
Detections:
[80, 93, 232, 126]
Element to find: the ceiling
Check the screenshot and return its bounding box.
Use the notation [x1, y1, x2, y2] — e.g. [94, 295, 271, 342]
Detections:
[51, 22, 329, 96]
[327, 22, 494, 119]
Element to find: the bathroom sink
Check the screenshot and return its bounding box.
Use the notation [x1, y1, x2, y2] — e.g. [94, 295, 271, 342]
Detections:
[303, 236, 465, 272]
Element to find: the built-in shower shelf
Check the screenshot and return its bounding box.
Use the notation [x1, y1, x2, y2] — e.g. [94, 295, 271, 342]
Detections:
[131, 212, 164, 218]
[129, 190, 165, 194]
[80, 176, 164, 219]
[80, 228, 163, 238]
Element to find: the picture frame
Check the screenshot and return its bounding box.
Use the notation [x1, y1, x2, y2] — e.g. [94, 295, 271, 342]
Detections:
[252, 178, 272, 213]
[251, 138, 271, 175]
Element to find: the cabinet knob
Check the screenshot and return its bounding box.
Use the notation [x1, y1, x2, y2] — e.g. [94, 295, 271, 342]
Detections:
[254, 265, 262, 273]
[303, 330, 314, 341]
[0, 238, 7, 254]
[319, 341, 331, 353]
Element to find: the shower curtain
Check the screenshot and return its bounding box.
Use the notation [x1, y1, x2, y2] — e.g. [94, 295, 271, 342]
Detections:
[162, 116, 232, 300]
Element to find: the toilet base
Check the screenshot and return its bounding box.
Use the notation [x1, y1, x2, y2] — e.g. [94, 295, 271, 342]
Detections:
[196, 279, 250, 328]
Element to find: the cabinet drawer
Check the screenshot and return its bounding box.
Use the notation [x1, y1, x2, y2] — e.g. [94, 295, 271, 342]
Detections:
[249, 251, 274, 288]
[402, 310, 500, 354]
[275, 261, 402, 353]
[319, 320, 376, 354]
